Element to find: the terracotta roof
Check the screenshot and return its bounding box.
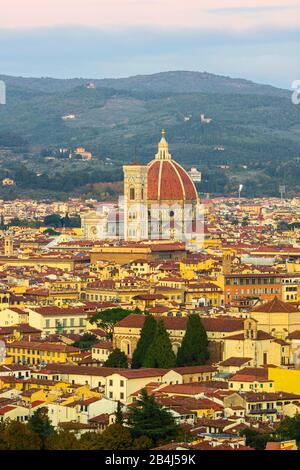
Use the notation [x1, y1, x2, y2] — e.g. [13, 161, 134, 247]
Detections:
[225, 330, 274, 341]
[31, 306, 88, 317]
[89, 413, 110, 425]
[201, 317, 245, 333]
[229, 374, 272, 383]
[172, 365, 217, 375]
[252, 296, 299, 313]
[235, 367, 268, 378]
[219, 357, 252, 367]
[115, 314, 187, 330]
[31, 400, 46, 408]
[287, 331, 300, 340]
[115, 314, 244, 333]
[265, 441, 297, 450]
[38, 364, 167, 379]
[92, 341, 113, 350]
[159, 381, 228, 395]
[0, 405, 16, 414]
[7, 340, 80, 353]
[243, 391, 300, 402]
[147, 159, 197, 201]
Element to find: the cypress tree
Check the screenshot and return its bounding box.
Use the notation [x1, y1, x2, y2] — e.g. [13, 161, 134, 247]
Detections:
[176, 314, 209, 366]
[143, 319, 176, 368]
[105, 348, 128, 368]
[127, 389, 178, 446]
[27, 407, 54, 449]
[115, 401, 124, 426]
[131, 314, 157, 369]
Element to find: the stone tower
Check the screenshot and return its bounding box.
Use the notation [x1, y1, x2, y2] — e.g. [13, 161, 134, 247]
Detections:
[4, 235, 13, 257]
[222, 249, 232, 275]
[123, 162, 148, 241]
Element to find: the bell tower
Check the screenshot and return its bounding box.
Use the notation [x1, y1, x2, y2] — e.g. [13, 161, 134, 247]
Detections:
[222, 249, 232, 275]
[123, 162, 148, 241]
[4, 235, 13, 257]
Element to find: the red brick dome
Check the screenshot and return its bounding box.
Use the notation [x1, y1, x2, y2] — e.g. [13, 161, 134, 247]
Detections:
[147, 159, 198, 201]
[147, 130, 198, 202]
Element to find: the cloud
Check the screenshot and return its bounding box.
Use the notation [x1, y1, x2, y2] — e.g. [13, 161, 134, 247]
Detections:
[1, 0, 300, 31]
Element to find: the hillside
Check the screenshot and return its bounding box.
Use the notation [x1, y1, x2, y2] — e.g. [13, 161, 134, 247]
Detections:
[0, 71, 299, 199]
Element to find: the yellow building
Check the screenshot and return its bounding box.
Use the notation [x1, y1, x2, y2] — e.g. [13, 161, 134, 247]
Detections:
[249, 297, 300, 338]
[0, 307, 28, 327]
[223, 318, 292, 367]
[28, 306, 88, 335]
[6, 340, 81, 365]
[268, 368, 300, 395]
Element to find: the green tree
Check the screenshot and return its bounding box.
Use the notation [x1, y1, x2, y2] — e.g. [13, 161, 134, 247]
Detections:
[276, 414, 300, 445]
[115, 401, 124, 425]
[128, 389, 178, 446]
[242, 216, 249, 226]
[73, 332, 98, 350]
[105, 348, 128, 368]
[132, 435, 153, 450]
[45, 430, 79, 450]
[79, 432, 105, 450]
[132, 315, 157, 369]
[43, 228, 60, 236]
[101, 424, 133, 450]
[143, 319, 176, 368]
[241, 428, 271, 450]
[44, 213, 62, 228]
[0, 420, 41, 450]
[176, 315, 209, 366]
[277, 220, 289, 231]
[28, 407, 54, 449]
[0, 214, 6, 230]
[89, 307, 132, 337]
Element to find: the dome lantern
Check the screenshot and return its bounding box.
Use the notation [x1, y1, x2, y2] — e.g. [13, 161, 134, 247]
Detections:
[155, 128, 172, 161]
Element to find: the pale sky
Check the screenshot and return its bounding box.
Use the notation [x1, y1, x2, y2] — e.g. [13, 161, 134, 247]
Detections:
[0, 0, 300, 86]
[1, 0, 300, 30]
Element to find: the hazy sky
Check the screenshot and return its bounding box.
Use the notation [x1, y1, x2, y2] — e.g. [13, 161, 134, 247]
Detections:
[1, 0, 300, 87]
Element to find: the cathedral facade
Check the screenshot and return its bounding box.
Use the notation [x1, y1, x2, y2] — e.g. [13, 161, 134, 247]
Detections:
[123, 130, 201, 242]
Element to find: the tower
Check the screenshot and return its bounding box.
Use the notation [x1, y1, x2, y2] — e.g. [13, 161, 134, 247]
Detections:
[222, 249, 232, 275]
[4, 235, 13, 257]
[123, 162, 148, 241]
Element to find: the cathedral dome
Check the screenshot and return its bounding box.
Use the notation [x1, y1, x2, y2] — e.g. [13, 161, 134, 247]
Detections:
[147, 130, 198, 202]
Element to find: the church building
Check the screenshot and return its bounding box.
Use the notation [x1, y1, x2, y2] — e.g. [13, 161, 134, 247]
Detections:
[82, 130, 202, 243]
[123, 129, 201, 242]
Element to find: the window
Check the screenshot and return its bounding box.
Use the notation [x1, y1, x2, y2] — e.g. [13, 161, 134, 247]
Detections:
[120, 380, 124, 387]
[109, 380, 113, 386]
[129, 187, 135, 200]
[120, 392, 124, 400]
